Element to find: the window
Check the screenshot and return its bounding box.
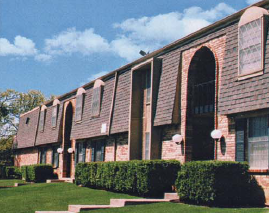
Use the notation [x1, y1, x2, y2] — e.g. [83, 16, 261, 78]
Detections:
[51, 99, 60, 128]
[39, 148, 47, 164]
[146, 70, 151, 103]
[91, 140, 105, 162]
[236, 115, 269, 169]
[25, 117, 30, 125]
[52, 146, 59, 168]
[91, 79, 104, 117]
[39, 105, 47, 132]
[75, 88, 86, 122]
[238, 7, 268, 77]
[145, 132, 150, 160]
[75, 142, 86, 164]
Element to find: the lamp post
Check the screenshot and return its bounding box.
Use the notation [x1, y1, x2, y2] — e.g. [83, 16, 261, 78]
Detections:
[211, 129, 222, 160]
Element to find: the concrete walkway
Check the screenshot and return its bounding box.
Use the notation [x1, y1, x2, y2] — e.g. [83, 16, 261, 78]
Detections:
[35, 193, 179, 213]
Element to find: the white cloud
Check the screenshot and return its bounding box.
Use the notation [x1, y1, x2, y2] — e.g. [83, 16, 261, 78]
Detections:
[0, 36, 37, 56]
[34, 54, 52, 62]
[44, 28, 110, 55]
[112, 3, 236, 61]
[80, 71, 109, 86]
[246, 0, 260, 5]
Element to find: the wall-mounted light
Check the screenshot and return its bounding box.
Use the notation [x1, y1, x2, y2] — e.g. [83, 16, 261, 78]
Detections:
[211, 129, 222, 140]
[67, 148, 74, 154]
[57, 148, 63, 154]
[172, 134, 183, 145]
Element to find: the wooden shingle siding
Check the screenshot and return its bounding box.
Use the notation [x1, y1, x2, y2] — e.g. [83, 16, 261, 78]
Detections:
[110, 70, 131, 134]
[154, 49, 181, 126]
[35, 103, 63, 145]
[219, 11, 269, 115]
[70, 76, 115, 139]
[16, 108, 40, 149]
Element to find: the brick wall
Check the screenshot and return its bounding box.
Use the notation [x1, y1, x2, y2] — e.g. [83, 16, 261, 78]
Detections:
[115, 133, 129, 161]
[14, 148, 39, 166]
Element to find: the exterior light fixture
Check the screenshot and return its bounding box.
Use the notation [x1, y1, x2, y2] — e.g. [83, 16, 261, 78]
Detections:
[67, 148, 74, 153]
[211, 129, 222, 140]
[172, 134, 183, 145]
[57, 148, 63, 154]
[139, 50, 149, 56]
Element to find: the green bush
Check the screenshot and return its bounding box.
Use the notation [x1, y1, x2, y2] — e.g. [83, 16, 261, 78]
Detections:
[76, 160, 181, 196]
[21, 164, 53, 182]
[175, 161, 264, 206]
[5, 166, 21, 179]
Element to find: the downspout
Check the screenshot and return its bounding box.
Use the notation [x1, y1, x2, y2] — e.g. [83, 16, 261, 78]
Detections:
[34, 106, 41, 164]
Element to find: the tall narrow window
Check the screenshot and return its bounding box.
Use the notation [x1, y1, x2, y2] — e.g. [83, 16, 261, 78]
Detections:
[146, 70, 151, 103]
[75, 88, 86, 122]
[51, 99, 60, 128]
[238, 7, 268, 77]
[91, 79, 105, 117]
[75, 142, 86, 164]
[145, 132, 150, 160]
[39, 148, 47, 164]
[52, 146, 59, 168]
[39, 105, 47, 132]
[91, 140, 105, 162]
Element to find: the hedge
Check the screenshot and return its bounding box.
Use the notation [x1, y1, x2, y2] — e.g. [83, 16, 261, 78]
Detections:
[21, 164, 53, 182]
[5, 166, 22, 179]
[176, 161, 265, 206]
[75, 160, 181, 196]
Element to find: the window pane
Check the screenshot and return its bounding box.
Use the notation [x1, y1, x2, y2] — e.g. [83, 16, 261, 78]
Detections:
[146, 70, 151, 103]
[75, 95, 83, 121]
[91, 87, 101, 117]
[39, 110, 45, 131]
[248, 116, 269, 169]
[145, 133, 150, 160]
[239, 18, 262, 75]
[51, 106, 57, 128]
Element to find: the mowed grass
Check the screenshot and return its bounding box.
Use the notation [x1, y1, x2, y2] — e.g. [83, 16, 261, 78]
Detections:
[0, 179, 25, 186]
[0, 180, 267, 213]
[88, 202, 268, 213]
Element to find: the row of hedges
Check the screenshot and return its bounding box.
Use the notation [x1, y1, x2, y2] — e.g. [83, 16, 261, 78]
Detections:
[176, 161, 265, 206]
[4, 164, 53, 182]
[75, 160, 181, 196]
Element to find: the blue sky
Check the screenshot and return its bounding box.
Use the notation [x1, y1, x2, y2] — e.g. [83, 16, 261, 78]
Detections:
[0, 0, 260, 97]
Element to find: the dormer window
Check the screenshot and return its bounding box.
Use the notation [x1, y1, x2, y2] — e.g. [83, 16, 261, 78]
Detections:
[238, 6, 269, 78]
[75, 88, 86, 122]
[91, 79, 105, 117]
[39, 105, 47, 132]
[51, 99, 60, 128]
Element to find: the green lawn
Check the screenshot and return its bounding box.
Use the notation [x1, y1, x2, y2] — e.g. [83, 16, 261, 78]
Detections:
[0, 179, 25, 186]
[0, 180, 267, 213]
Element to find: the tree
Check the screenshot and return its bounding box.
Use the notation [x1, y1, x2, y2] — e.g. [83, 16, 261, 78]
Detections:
[0, 89, 46, 138]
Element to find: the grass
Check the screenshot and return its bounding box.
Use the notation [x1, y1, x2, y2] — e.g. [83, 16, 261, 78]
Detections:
[0, 180, 267, 213]
[87, 202, 268, 213]
[0, 179, 25, 186]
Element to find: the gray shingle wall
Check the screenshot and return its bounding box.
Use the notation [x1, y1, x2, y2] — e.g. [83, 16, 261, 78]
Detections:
[35, 103, 63, 145]
[16, 108, 40, 149]
[219, 16, 269, 115]
[110, 70, 131, 134]
[70, 75, 115, 139]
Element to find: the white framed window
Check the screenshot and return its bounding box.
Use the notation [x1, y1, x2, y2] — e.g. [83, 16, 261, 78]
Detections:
[91, 79, 105, 117]
[75, 88, 86, 122]
[238, 6, 268, 78]
[39, 105, 47, 132]
[51, 99, 60, 128]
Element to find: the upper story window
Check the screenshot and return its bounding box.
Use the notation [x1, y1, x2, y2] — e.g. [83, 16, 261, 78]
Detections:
[75, 88, 86, 122]
[91, 79, 105, 117]
[238, 6, 269, 78]
[39, 105, 47, 132]
[146, 70, 151, 103]
[51, 99, 60, 128]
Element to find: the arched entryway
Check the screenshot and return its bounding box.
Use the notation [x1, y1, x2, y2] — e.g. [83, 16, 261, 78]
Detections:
[63, 102, 73, 177]
[186, 47, 216, 161]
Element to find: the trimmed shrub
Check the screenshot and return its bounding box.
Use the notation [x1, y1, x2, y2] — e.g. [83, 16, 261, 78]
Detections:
[175, 161, 264, 206]
[21, 164, 53, 182]
[5, 166, 21, 179]
[76, 160, 181, 196]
